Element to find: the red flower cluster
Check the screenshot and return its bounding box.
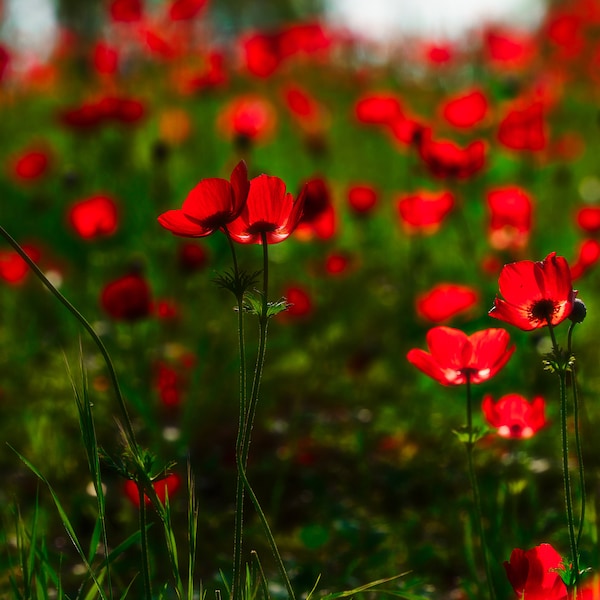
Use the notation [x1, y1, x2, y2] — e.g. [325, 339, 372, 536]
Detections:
[482, 393, 546, 439]
[60, 96, 145, 130]
[407, 326, 514, 386]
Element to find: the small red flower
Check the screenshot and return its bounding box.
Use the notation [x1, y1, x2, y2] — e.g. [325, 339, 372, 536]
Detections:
[406, 326, 514, 386]
[283, 285, 313, 318]
[11, 148, 50, 181]
[168, 0, 207, 20]
[294, 177, 336, 241]
[68, 195, 119, 239]
[158, 161, 249, 238]
[347, 184, 378, 215]
[354, 93, 403, 126]
[109, 0, 143, 22]
[101, 274, 152, 321]
[576, 206, 600, 233]
[504, 544, 567, 600]
[489, 253, 576, 330]
[124, 473, 182, 507]
[0, 245, 41, 285]
[484, 27, 534, 69]
[242, 31, 281, 78]
[397, 190, 454, 235]
[324, 252, 351, 276]
[418, 129, 486, 179]
[218, 95, 277, 143]
[570, 239, 600, 279]
[178, 242, 209, 272]
[498, 102, 547, 152]
[422, 43, 453, 65]
[0, 45, 10, 82]
[92, 42, 119, 75]
[487, 186, 533, 251]
[441, 89, 488, 129]
[416, 284, 479, 323]
[482, 394, 546, 439]
[227, 174, 306, 244]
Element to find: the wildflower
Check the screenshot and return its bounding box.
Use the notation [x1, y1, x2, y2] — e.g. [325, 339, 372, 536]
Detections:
[0, 245, 41, 285]
[416, 284, 479, 323]
[168, 0, 207, 20]
[227, 174, 306, 244]
[124, 473, 182, 507]
[324, 252, 352, 276]
[440, 89, 488, 129]
[406, 326, 514, 386]
[101, 273, 152, 321]
[354, 94, 403, 126]
[570, 239, 600, 279]
[576, 207, 600, 233]
[489, 253, 576, 330]
[497, 102, 547, 152]
[282, 285, 313, 318]
[397, 190, 454, 235]
[158, 160, 249, 238]
[177, 242, 209, 272]
[11, 148, 50, 181]
[487, 186, 533, 251]
[92, 42, 119, 75]
[483, 27, 534, 69]
[482, 394, 546, 438]
[109, 0, 143, 22]
[347, 184, 378, 215]
[294, 177, 336, 240]
[68, 195, 119, 239]
[504, 544, 567, 600]
[218, 95, 277, 144]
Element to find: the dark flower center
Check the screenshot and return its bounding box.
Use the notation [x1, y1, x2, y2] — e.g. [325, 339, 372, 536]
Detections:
[198, 210, 233, 230]
[246, 220, 278, 234]
[529, 298, 557, 324]
[510, 424, 523, 437]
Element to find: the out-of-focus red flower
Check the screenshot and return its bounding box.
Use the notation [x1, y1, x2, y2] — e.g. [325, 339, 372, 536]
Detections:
[155, 361, 183, 406]
[124, 473, 182, 506]
[504, 544, 567, 600]
[168, 0, 208, 21]
[178, 242, 208, 272]
[158, 161, 249, 238]
[441, 89, 488, 128]
[484, 27, 535, 69]
[570, 239, 600, 279]
[279, 22, 331, 57]
[0, 44, 10, 82]
[347, 184, 378, 215]
[422, 42, 453, 65]
[242, 31, 281, 78]
[283, 285, 313, 318]
[101, 273, 152, 321]
[489, 253, 576, 330]
[93, 42, 119, 75]
[228, 174, 306, 244]
[154, 299, 178, 320]
[218, 95, 277, 144]
[69, 195, 119, 239]
[180, 51, 227, 92]
[418, 129, 486, 179]
[142, 27, 178, 60]
[397, 190, 454, 235]
[482, 394, 546, 438]
[295, 177, 336, 240]
[547, 12, 583, 57]
[497, 101, 547, 151]
[60, 96, 145, 130]
[282, 85, 327, 135]
[354, 93, 403, 126]
[576, 206, 600, 233]
[11, 147, 50, 181]
[388, 113, 424, 147]
[416, 283, 478, 323]
[0, 245, 41, 285]
[407, 326, 514, 386]
[324, 252, 352, 276]
[109, 0, 143, 22]
[487, 186, 533, 251]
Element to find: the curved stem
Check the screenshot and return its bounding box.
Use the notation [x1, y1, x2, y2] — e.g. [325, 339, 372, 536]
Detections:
[0, 226, 138, 450]
[465, 375, 496, 600]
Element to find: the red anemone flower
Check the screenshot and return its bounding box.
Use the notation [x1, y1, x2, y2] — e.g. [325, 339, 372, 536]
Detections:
[482, 394, 546, 439]
[0, 245, 41, 285]
[576, 206, 600, 233]
[282, 285, 313, 318]
[487, 186, 533, 251]
[441, 89, 488, 129]
[11, 148, 50, 181]
[489, 252, 576, 330]
[124, 473, 182, 507]
[158, 161, 249, 238]
[218, 95, 277, 143]
[504, 544, 567, 600]
[397, 190, 454, 235]
[101, 273, 152, 321]
[497, 102, 547, 152]
[69, 195, 119, 239]
[168, 0, 208, 20]
[324, 252, 352, 276]
[484, 27, 535, 69]
[93, 42, 119, 75]
[354, 94, 403, 126]
[570, 239, 600, 279]
[109, 0, 143, 22]
[294, 177, 336, 240]
[227, 174, 306, 244]
[406, 326, 514, 386]
[416, 283, 479, 323]
[348, 184, 378, 215]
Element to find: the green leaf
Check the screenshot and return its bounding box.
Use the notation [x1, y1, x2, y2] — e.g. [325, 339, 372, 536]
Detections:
[319, 573, 413, 600]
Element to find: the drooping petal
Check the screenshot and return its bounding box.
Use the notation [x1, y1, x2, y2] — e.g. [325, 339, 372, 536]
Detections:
[406, 348, 459, 386]
[158, 209, 212, 237]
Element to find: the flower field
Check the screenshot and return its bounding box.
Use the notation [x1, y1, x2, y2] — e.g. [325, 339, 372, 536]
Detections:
[2, 0, 600, 598]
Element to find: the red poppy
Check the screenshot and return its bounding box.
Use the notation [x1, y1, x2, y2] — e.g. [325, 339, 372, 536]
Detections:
[218, 95, 277, 143]
[482, 394, 546, 439]
[282, 85, 325, 135]
[101, 274, 152, 321]
[497, 102, 547, 151]
[576, 206, 600, 233]
[109, 0, 143, 22]
[504, 544, 567, 600]
[278, 22, 331, 57]
[242, 31, 281, 78]
[178, 242, 209, 272]
[441, 89, 488, 129]
[324, 252, 351, 276]
[124, 473, 182, 507]
[142, 27, 178, 60]
[547, 12, 583, 57]
[354, 94, 403, 126]
[11, 148, 50, 181]
[487, 186, 533, 251]
[570, 239, 600, 279]
[294, 177, 336, 240]
[0, 245, 41, 285]
[92, 42, 119, 75]
[168, 0, 207, 20]
[422, 43, 453, 65]
[158, 160, 249, 238]
[406, 326, 514, 386]
[347, 184, 378, 215]
[397, 190, 454, 234]
[388, 113, 424, 147]
[489, 253, 576, 330]
[282, 285, 313, 318]
[227, 174, 306, 245]
[418, 129, 486, 179]
[484, 27, 535, 69]
[416, 284, 478, 323]
[69, 195, 119, 239]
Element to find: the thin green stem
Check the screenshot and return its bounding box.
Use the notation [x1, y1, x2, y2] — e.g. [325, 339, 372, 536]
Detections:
[138, 484, 153, 600]
[465, 375, 496, 600]
[0, 225, 138, 450]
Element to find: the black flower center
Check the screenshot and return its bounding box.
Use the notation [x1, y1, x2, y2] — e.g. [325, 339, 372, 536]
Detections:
[529, 298, 557, 324]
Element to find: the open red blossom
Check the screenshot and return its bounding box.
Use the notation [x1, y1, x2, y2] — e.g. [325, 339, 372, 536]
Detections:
[348, 184, 378, 215]
[295, 177, 336, 240]
[109, 0, 143, 22]
[418, 129, 486, 179]
[482, 394, 546, 439]
[406, 326, 514, 386]
[158, 160, 249, 238]
[498, 102, 547, 151]
[354, 94, 403, 126]
[416, 283, 478, 323]
[576, 206, 600, 233]
[504, 544, 567, 600]
[228, 174, 306, 244]
[487, 186, 533, 251]
[124, 473, 181, 507]
[0, 245, 41, 285]
[101, 273, 152, 321]
[11, 148, 50, 181]
[441, 89, 488, 129]
[397, 190, 454, 234]
[489, 253, 576, 330]
[570, 239, 600, 279]
[69, 195, 119, 239]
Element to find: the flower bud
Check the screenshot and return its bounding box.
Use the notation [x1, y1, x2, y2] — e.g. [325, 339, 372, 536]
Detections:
[569, 298, 587, 323]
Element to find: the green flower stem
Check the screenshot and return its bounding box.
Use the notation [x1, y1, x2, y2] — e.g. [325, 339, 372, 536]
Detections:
[465, 375, 496, 600]
[138, 483, 153, 600]
[0, 226, 138, 451]
[548, 322, 580, 589]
